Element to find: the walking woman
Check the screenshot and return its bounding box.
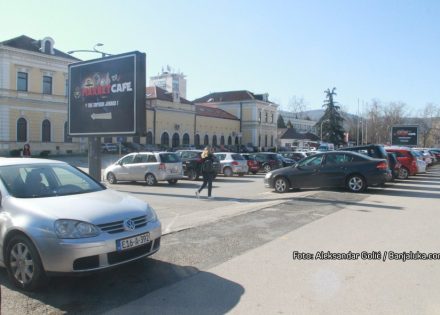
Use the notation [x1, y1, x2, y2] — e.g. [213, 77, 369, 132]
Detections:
[195, 146, 216, 199]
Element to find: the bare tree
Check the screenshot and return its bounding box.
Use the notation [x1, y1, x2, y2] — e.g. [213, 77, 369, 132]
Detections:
[415, 103, 440, 147]
[287, 96, 308, 119]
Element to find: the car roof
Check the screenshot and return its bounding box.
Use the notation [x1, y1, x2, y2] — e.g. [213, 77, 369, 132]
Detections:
[0, 158, 66, 166]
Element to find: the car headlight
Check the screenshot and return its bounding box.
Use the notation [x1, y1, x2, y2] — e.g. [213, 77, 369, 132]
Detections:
[146, 205, 158, 222]
[54, 219, 100, 239]
[265, 172, 272, 179]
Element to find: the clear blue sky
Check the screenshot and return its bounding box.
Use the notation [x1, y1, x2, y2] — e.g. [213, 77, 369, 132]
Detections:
[2, 0, 439, 115]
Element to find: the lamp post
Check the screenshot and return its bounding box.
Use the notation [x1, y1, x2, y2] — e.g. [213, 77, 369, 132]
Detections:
[67, 44, 111, 181]
[320, 119, 330, 142]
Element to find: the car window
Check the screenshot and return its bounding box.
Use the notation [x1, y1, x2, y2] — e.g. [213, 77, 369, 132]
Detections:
[298, 155, 323, 167]
[325, 154, 352, 165]
[159, 153, 181, 163]
[147, 155, 158, 163]
[231, 154, 244, 160]
[120, 155, 134, 165]
[216, 154, 226, 160]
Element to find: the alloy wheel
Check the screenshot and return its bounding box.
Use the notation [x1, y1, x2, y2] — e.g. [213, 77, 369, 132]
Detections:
[10, 242, 35, 286]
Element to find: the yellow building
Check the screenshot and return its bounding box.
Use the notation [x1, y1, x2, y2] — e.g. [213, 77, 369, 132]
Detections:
[0, 35, 82, 156]
[194, 91, 279, 150]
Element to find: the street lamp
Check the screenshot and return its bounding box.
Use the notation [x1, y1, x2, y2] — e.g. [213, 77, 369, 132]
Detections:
[320, 119, 330, 142]
[67, 43, 112, 58]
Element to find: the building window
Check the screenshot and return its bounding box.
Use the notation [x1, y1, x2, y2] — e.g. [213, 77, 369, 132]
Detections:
[235, 137, 239, 145]
[43, 76, 52, 94]
[172, 133, 180, 147]
[271, 113, 274, 123]
[220, 135, 225, 145]
[204, 135, 209, 145]
[258, 110, 262, 123]
[265, 112, 268, 123]
[182, 133, 190, 145]
[17, 72, 28, 91]
[42, 119, 51, 142]
[133, 136, 140, 144]
[212, 135, 217, 146]
[161, 132, 169, 147]
[271, 135, 274, 147]
[194, 134, 200, 146]
[64, 122, 72, 143]
[228, 136, 232, 145]
[258, 135, 261, 147]
[265, 135, 268, 147]
[146, 131, 153, 145]
[17, 118, 27, 142]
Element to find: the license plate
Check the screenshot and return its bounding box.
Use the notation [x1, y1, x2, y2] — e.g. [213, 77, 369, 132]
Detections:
[116, 232, 150, 251]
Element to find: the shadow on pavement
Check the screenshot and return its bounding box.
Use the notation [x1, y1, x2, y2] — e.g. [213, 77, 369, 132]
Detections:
[0, 258, 244, 314]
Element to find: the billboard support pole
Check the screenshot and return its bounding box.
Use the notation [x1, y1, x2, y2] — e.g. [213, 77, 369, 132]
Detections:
[88, 136, 102, 182]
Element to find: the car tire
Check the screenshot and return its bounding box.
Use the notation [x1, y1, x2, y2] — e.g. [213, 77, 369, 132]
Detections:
[398, 167, 409, 179]
[223, 167, 233, 177]
[188, 169, 199, 181]
[274, 176, 289, 193]
[263, 164, 272, 173]
[168, 179, 178, 185]
[145, 173, 157, 186]
[106, 172, 117, 184]
[5, 234, 47, 291]
[346, 174, 367, 193]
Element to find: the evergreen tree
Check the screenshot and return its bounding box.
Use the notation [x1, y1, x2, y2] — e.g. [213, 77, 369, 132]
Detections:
[317, 88, 345, 144]
[277, 114, 286, 128]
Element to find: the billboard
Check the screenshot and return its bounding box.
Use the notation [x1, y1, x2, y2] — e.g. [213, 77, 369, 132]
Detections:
[68, 51, 146, 136]
[391, 125, 418, 146]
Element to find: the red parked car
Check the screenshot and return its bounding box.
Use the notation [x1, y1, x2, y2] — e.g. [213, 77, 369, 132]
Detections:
[385, 147, 418, 179]
[241, 153, 261, 174]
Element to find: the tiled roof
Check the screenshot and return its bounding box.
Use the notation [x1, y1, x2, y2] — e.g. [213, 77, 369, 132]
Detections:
[146, 86, 193, 104]
[1, 35, 80, 61]
[280, 128, 319, 140]
[193, 90, 273, 103]
[195, 105, 239, 120]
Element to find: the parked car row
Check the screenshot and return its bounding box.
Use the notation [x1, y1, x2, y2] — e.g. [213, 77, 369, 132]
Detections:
[265, 144, 439, 194]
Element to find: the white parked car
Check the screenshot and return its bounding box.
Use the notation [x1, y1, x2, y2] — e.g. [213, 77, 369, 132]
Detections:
[0, 158, 161, 290]
[214, 152, 249, 176]
[105, 152, 183, 185]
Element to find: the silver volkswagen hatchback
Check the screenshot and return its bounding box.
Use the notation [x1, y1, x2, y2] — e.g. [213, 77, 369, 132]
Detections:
[0, 158, 161, 290]
[104, 152, 183, 185]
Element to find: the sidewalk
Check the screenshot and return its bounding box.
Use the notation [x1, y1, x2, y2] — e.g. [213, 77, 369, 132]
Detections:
[107, 167, 440, 315]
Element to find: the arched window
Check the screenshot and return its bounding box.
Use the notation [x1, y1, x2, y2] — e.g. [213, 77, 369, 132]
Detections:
[146, 131, 153, 145]
[212, 135, 217, 146]
[235, 137, 239, 145]
[172, 133, 180, 147]
[204, 135, 209, 145]
[182, 133, 190, 145]
[228, 136, 232, 145]
[64, 122, 72, 143]
[42, 119, 51, 142]
[161, 132, 169, 147]
[194, 134, 200, 146]
[265, 135, 268, 147]
[220, 135, 225, 145]
[17, 118, 27, 142]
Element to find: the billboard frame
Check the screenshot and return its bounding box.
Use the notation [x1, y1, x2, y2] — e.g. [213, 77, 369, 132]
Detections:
[390, 125, 419, 146]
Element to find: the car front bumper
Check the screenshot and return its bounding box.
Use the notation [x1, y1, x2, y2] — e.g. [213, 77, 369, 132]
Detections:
[36, 220, 162, 273]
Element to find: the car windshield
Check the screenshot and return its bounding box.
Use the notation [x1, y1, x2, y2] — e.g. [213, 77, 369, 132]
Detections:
[231, 154, 245, 160]
[0, 163, 104, 198]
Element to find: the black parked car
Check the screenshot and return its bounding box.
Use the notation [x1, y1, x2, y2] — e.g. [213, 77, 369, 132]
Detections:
[175, 150, 221, 180]
[278, 154, 296, 167]
[250, 152, 283, 172]
[264, 151, 389, 193]
[280, 152, 308, 162]
[338, 144, 392, 181]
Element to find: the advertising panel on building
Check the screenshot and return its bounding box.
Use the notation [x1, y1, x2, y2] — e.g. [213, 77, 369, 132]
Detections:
[391, 125, 418, 146]
[68, 51, 146, 136]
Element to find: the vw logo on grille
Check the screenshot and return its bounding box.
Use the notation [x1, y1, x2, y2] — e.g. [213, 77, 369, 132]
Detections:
[123, 219, 136, 231]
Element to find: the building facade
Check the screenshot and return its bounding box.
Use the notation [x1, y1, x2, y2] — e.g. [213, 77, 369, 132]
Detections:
[194, 90, 279, 149]
[0, 35, 82, 156]
[149, 66, 187, 99]
[278, 110, 318, 133]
